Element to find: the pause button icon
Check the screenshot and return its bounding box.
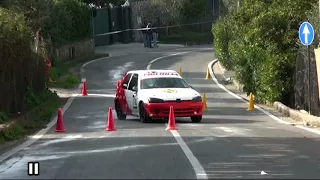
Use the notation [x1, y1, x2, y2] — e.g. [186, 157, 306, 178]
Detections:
[28, 162, 40, 176]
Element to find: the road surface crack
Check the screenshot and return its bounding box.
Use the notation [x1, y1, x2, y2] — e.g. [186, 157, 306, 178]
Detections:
[0, 155, 24, 174]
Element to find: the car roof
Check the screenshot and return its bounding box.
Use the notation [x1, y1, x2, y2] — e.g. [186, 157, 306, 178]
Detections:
[127, 69, 182, 79]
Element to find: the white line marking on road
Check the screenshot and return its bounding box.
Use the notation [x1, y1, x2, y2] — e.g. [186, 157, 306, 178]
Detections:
[295, 125, 320, 135]
[82, 56, 111, 67]
[148, 51, 210, 180]
[147, 48, 212, 70]
[109, 62, 133, 82]
[209, 59, 320, 135]
[39, 135, 83, 146]
[147, 52, 189, 70]
[171, 130, 208, 179]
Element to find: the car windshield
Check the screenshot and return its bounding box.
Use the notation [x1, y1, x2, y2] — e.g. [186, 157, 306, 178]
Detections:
[140, 77, 190, 89]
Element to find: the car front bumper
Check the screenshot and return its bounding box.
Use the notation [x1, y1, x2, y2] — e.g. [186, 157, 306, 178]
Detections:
[144, 101, 203, 118]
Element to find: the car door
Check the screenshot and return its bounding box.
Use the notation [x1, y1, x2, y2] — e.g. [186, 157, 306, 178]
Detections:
[120, 73, 132, 114]
[126, 73, 139, 115]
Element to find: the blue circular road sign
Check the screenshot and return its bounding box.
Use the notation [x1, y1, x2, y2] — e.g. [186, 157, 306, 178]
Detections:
[299, 22, 315, 46]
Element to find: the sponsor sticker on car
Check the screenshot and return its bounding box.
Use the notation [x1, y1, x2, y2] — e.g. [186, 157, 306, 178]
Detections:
[143, 72, 179, 76]
[163, 89, 180, 93]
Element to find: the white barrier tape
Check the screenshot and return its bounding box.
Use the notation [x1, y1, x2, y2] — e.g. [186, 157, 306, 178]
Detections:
[95, 20, 214, 37]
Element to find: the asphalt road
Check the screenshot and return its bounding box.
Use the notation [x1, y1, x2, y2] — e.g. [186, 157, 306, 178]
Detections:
[1, 46, 320, 179]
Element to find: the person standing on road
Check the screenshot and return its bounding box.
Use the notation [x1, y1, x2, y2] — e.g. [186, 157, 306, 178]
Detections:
[152, 22, 159, 48]
[146, 22, 153, 48]
[141, 21, 147, 47]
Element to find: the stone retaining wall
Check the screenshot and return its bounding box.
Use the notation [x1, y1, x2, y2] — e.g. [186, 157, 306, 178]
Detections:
[55, 39, 94, 61]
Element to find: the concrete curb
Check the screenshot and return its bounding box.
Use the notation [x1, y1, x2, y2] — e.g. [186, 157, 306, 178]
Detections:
[273, 101, 320, 127]
[212, 59, 320, 128]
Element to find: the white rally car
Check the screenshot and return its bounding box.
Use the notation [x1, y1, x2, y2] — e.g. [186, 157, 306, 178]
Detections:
[114, 70, 204, 123]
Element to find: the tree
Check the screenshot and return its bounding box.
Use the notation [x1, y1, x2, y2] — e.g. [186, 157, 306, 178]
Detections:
[212, 0, 317, 105]
[2, 0, 53, 53]
[180, 0, 206, 21]
[0, 8, 45, 113]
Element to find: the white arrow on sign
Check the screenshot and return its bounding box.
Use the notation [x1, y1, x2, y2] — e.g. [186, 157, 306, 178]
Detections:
[303, 24, 310, 44]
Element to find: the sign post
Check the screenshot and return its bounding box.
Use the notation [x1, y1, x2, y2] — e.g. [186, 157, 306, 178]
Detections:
[299, 21, 315, 114]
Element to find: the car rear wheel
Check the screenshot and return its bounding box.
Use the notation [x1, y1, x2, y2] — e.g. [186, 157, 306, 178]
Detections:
[191, 116, 202, 123]
[139, 103, 151, 123]
[115, 101, 126, 120]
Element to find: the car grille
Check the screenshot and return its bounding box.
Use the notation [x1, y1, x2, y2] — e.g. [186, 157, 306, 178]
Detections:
[164, 100, 192, 103]
[161, 108, 195, 114]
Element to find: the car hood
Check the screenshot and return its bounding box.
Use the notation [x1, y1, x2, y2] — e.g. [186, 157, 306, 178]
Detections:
[139, 88, 200, 101]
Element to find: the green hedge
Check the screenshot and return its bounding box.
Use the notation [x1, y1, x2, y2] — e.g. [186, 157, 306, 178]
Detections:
[47, 0, 91, 46]
[212, 0, 317, 105]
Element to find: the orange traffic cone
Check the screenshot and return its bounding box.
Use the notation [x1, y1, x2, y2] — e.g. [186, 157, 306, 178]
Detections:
[55, 108, 66, 132]
[82, 80, 88, 96]
[106, 107, 116, 131]
[166, 106, 177, 130]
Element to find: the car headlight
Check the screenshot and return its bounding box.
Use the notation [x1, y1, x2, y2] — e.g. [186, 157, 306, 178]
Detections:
[192, 96, 202, 102]
[148, 97, 165, 103]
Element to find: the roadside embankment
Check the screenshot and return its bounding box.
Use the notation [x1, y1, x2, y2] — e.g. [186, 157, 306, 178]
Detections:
[212, 59, 320, 128]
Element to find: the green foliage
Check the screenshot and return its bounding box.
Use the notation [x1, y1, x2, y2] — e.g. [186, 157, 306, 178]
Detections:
[0, 8, 32, 50]
[0, 112, 9, 123]
[25, 88, 41, 109]
[39, 100, 59, 121]
[304, 1, 320, 48]
[25, 88, 54, 109]
[212, 0, 317, 104]
[180, 0, 206, 21]
[63, 74, 81, 88]
[1, 124, 25, 140]
[0, 8, 46, 113]
[3, 0, 91, 47]
[56, 0, 91, 44]
[212, 17, 234, 70]
[46, 0, 73, 45]
[2, 0, 53, 34]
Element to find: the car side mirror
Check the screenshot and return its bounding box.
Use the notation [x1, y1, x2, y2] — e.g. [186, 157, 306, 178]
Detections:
[132, 86, 138, 92]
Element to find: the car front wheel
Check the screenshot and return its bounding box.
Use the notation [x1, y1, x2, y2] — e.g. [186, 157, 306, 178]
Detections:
[115, 101, 126, 120]
[139, 103, 151, 123]
[190, 116, 202, 123]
